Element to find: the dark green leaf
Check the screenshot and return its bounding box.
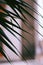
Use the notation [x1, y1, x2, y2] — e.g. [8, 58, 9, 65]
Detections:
[0, 35, 19, 56]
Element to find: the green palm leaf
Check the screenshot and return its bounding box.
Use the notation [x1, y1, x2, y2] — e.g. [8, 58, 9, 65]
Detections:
[0, 0, 43, 61]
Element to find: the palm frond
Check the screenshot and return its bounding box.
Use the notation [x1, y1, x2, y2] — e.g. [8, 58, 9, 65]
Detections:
[0, 0, 43, 61]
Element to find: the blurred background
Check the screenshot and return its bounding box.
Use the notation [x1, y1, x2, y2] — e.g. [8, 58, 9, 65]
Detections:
[0, 0, 43, 65]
